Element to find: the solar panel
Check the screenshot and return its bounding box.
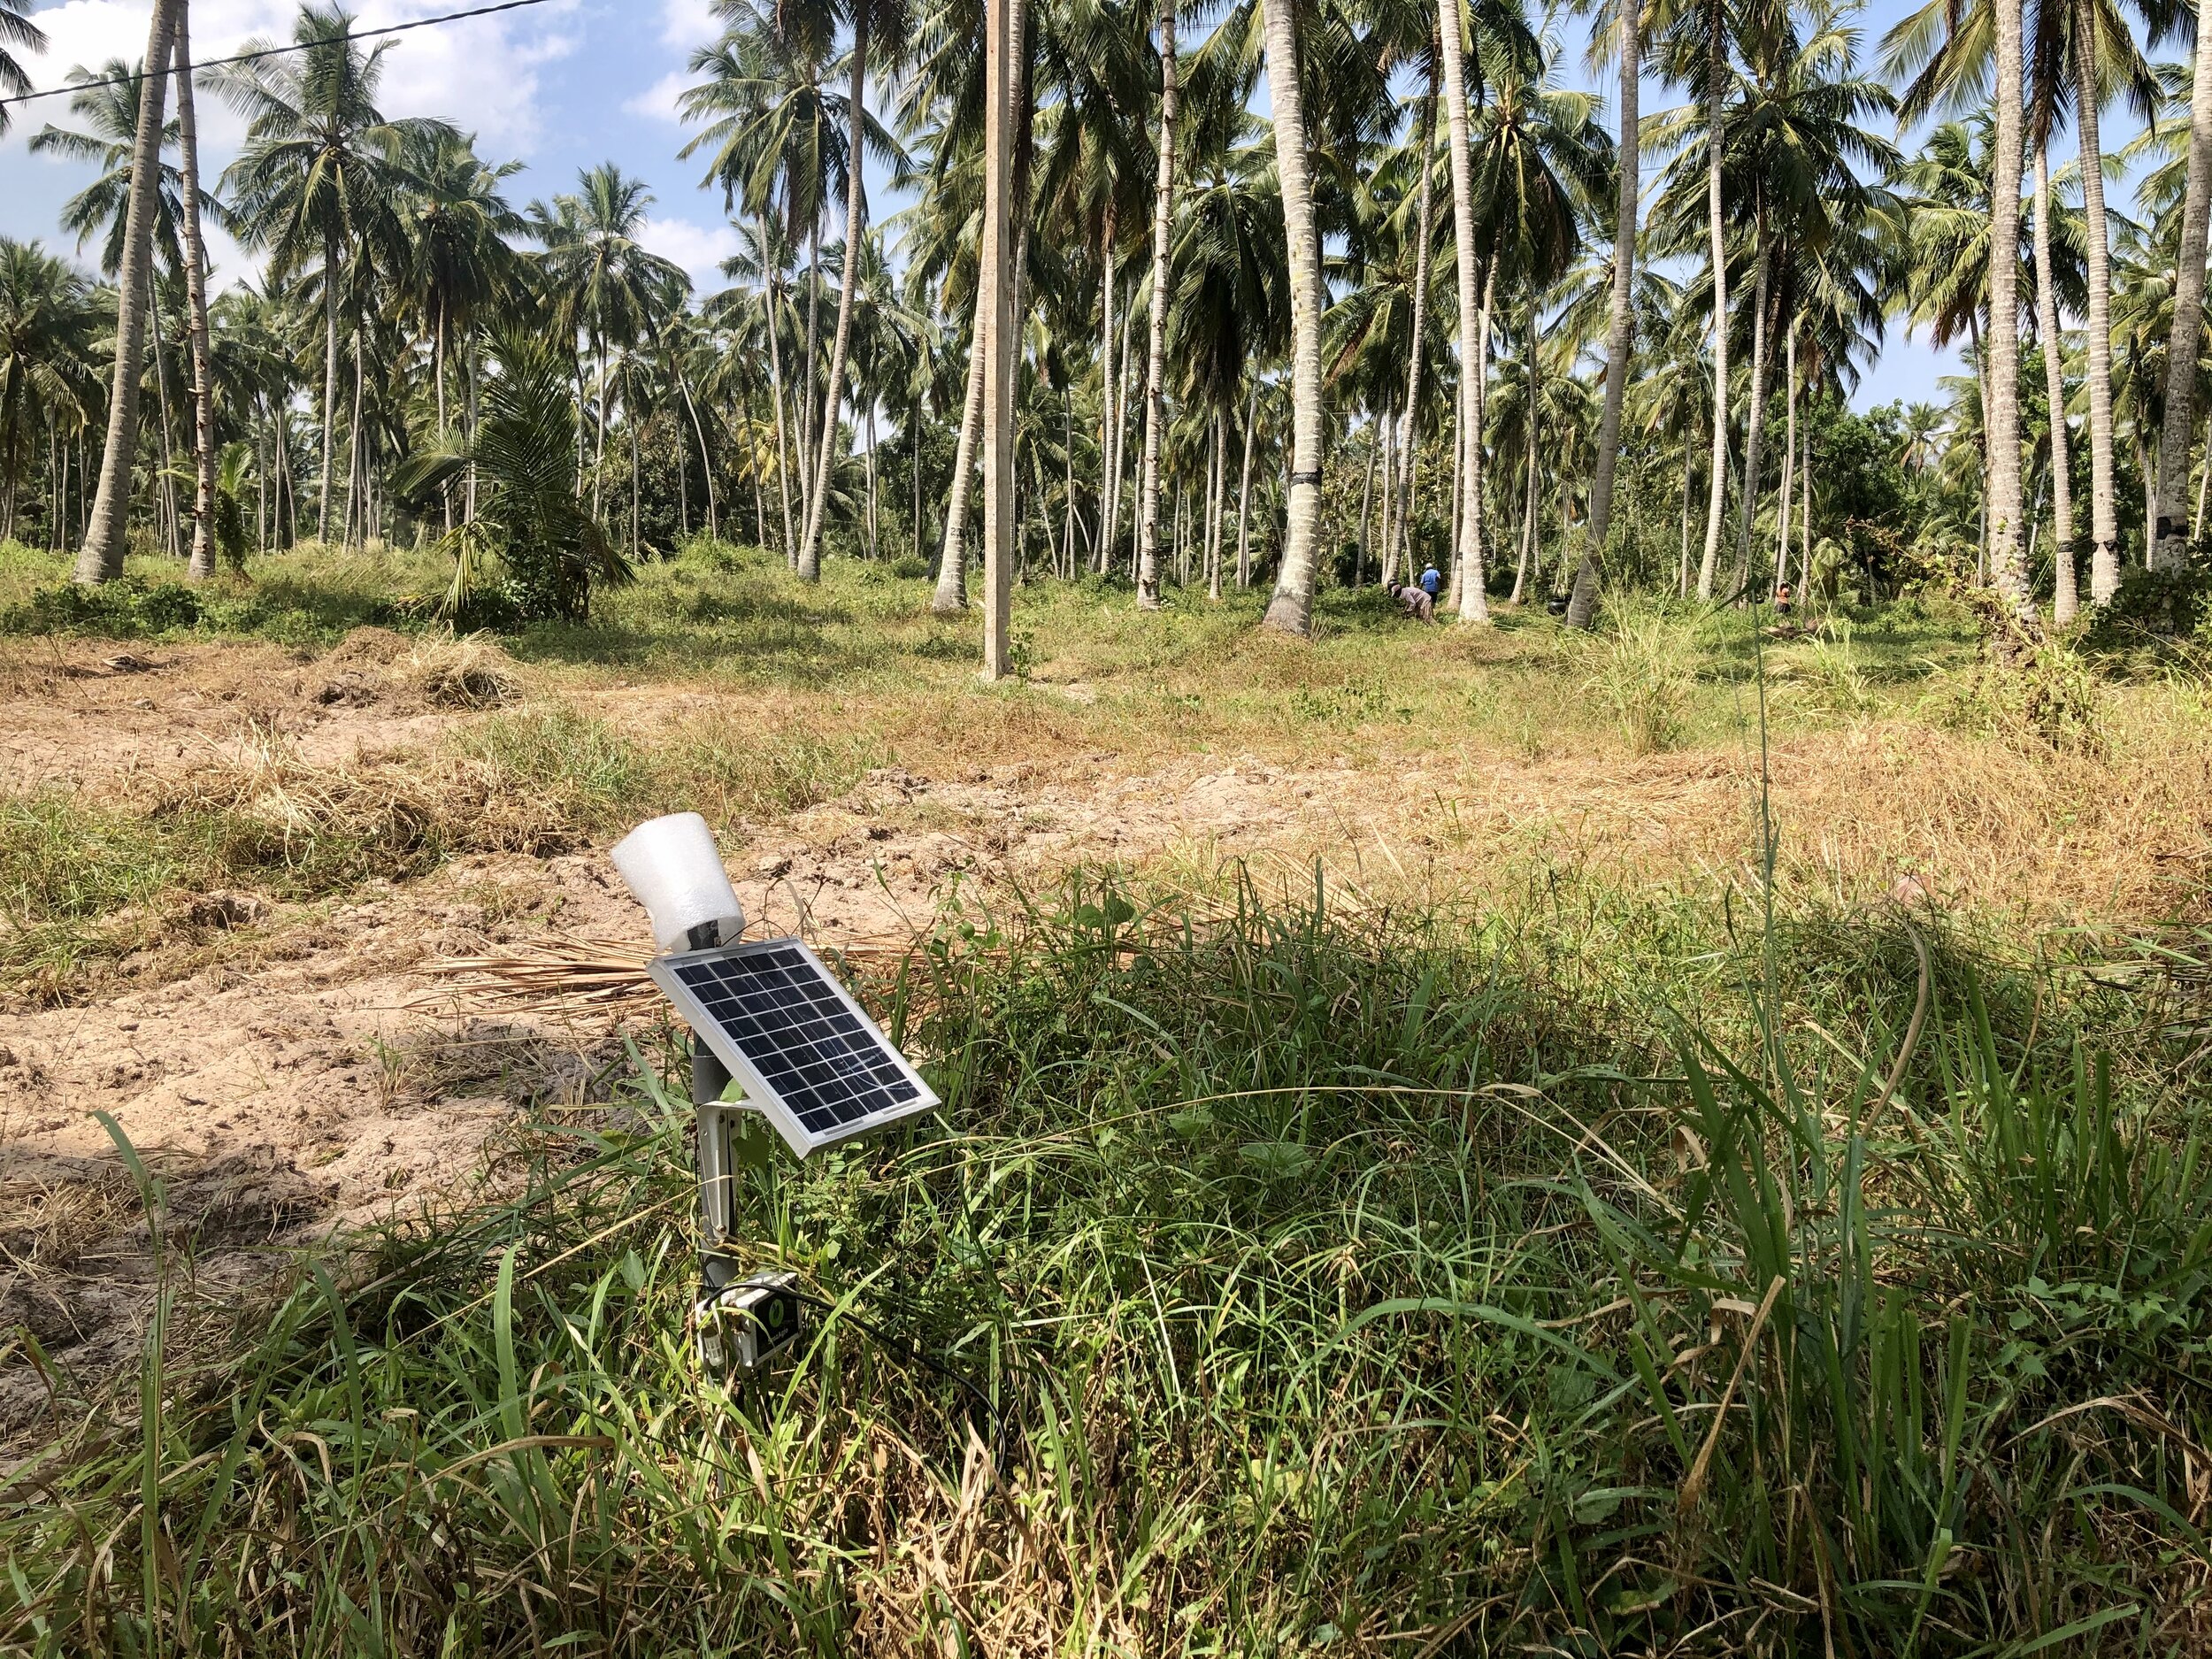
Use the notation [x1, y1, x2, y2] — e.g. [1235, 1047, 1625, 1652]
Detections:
[648, 937, 941, 1158]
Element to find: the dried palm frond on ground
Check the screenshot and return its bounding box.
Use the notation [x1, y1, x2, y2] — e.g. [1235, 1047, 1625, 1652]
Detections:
[408, 930, 936, 1023]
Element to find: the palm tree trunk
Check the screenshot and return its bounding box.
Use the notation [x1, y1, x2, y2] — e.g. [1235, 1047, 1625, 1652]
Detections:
[592, 326, 610, 521]
[150, 294, 183, 558]
[1097, 198, 1117, 562]
[1135, 0, 1178, 610]
[934, 281, 989, 611]
[1357, 420, 1377, 580]
[76, 0, 180, 585]
[437, 305, 454, 534]
[1236, 376, 1258, 587]
[979, 0, 1019, 678]
[1378, 403, 1398, 584]
[313, 254, 342, 542]
[1695, 0, 1731, 602]
[2073, 0, 2120, 602]
[174, 10, 219, 581]
[2154, 0, 2212, 571]
[1395, 63, 1440, 580]
[1800, 412, 1812, 590]
[628, 364, 641, 554]
[1210, 406, 1226, 599]
[1259, 0, 1327, 635]
[1988, 0, 2032, 621]
[1110, 281, 1138, 571]
[798, 12, 871, 583]
[760, 242, 798, 565]
[347, 313, 366, 547]
[1437, 0, 1488, 622]
[1678, 449, 1694, 597]
[2032, 142, 2078, 618]
[1777, 322, 1795, 592]
[802, 215, 821, 493]
[1566, 0, 1640, 629]
[869, 400, 880, 558]
[1731, 231, 1773, 596]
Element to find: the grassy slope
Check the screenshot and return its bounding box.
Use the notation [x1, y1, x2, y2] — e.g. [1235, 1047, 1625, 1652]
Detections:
[3, 541, 2209, 1653]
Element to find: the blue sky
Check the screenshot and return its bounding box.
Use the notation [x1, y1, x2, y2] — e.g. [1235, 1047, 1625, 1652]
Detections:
[0, 0, 2172, 411]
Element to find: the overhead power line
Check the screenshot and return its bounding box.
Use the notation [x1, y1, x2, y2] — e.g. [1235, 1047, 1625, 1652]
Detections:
[0, 0, 564, 110]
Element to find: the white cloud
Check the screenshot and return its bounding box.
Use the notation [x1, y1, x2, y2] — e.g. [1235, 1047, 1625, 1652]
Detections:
[639, 213, 737, 288]
[658, 0, 723, 49]
[625, 69, 690, 125]
[16, 0, 580, 153]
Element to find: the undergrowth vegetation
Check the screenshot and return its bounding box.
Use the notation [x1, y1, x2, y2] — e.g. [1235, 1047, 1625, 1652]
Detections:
[4, 879, 2206, 1654]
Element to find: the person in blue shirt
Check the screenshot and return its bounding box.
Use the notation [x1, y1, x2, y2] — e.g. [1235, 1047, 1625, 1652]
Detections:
[1418, 564, 1442, 600]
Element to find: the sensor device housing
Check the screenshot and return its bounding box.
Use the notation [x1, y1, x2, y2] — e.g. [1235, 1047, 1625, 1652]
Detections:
[695, 1270, 804, 1378]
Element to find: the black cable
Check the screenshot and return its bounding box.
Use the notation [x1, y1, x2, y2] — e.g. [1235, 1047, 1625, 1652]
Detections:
[0, 0, 563, 111]
[787, 1289, 1013, 1478]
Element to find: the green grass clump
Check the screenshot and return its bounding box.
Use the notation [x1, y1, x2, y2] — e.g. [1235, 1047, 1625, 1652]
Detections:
[4, 880, 2203, 1654]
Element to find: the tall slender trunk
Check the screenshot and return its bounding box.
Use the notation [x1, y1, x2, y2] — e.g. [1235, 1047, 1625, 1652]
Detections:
[759, 239, 797, 564]
[798, 12, 871, 582]
[1678, 449, 1694, 596]
[1259, 0, 1325, 634]
[1800, 411, 1812, 590]
[1135, 0, 1178, 609]
[2032, 143, 2078, 618]
[1396, 62, 1440, 578]
[1988, 0, 2032, 620]
[1236, 376, 1258, 587]
[1209, 406, 1225, 599]
[1357, 420, 1377, 581]
[2074, 0, 2120, 602]
[174, 11, 219, 580]
[77, 1, 181, 585]
[934, 282, 989, 611]
[1695, 0, 1731, 601]
[1096, 199, 1118, 562]
[2154, 0, 2212, 570]
[1777, 322, 1795, 592]
[150, 297, 182, 558]
[1378, 403, 1398, 584]
[868, 400, 880, 558]
[1062, 394, 1074, 575]
[628, 364, 641, 555]
[801, 214, 821, 493]
[436, 306, 454, 534]
[1566, 0, 1640, 628]
[314, 234, 342, 542]
[979, 0, 1018, 678]
[1438, 0, 1488, 621]
[1110, 281, 1137, 571]
[346, 311, 365, 546]
[1731, 231, 1773, 596]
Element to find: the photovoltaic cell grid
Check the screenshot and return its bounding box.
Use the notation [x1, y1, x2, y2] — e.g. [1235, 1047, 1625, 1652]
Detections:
[665, 941, 930, 1144]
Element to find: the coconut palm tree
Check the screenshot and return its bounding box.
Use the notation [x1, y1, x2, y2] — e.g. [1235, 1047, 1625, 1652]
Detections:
[531, 164, 691, 536]
[1134, 0, 1180, 610]
[214, 4, 437, 545]
[2154, 10, 2212, 568]
[74, 0, 180, 586]
[1987, 0, 2031, 618]
[0, 0, 46, 140]
[28, 63, 189, 281]
[169, 9, 221, 580]
[402, 128, 527, 528]
[793, 0, 913, 581]
[1256, 0, 1331, 635]
[0, 242, 96, 543]
[1567, 0, 1646, 628]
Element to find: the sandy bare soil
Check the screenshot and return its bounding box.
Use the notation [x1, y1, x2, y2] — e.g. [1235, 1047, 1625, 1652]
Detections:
[5, 634, 2204, 1439]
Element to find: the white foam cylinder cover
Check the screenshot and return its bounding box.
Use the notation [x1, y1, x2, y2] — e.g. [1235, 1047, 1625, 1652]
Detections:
[611, 812, 747, 954]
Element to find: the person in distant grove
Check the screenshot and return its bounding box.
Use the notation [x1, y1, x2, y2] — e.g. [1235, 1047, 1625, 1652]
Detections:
[1387, 581, 1436, 622]
[1418, 563, 1443, 601]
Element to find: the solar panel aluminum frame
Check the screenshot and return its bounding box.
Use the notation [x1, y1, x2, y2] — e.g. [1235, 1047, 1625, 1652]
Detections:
[648, 936, 941, 1159]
